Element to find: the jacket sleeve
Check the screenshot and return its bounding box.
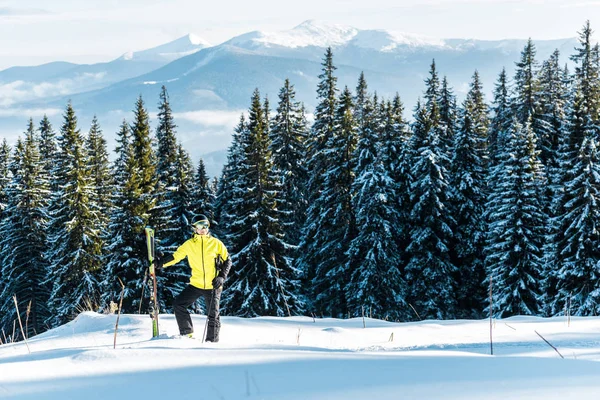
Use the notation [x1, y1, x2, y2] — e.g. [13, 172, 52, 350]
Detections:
[217, 242, 231, 279]
[163, 241, 188, 268]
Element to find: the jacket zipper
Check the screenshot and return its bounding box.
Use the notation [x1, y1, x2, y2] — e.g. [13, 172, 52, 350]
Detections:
[201, 236, 206, 288]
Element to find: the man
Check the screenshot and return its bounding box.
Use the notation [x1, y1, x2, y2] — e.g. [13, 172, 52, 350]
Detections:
[155, 215, 231, 342]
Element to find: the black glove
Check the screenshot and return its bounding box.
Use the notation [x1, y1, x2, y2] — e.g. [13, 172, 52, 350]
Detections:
[154, 254, 173, 269]
[212, 276, 225, 289]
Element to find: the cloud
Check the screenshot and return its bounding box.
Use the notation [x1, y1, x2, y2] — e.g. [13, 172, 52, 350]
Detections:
[0, 7, 49, 17]
[0, 107, 62, 118]
[0, 72, 107, 106]
[173, 109, 245, 130]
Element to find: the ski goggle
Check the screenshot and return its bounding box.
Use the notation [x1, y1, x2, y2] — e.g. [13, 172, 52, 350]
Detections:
[193, 222, 209, 230]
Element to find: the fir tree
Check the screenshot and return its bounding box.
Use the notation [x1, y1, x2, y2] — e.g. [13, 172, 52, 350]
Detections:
[38, 115, 58, 176]
[102, 120, 146, 312]
[485, 119, 545, 317]
[345, 94, 407, 320]
[85, 116, 112, 224]
[0, 139, 10, 216]
[223, 90, 303, 317]
[438, 75, 458, 154]
[270, 79, 309, 247]
[488, 68, 512, 164]
[152, 86, 186, 310]
[45, 104, 103, 326]
[297, 48, 339, 310]
[0, 122, 51, 336]
[549, 91, 600, 315]
[191, 158, 216, 227]
[160, 144, 197, 305]
[449, 71, 489, 318]
[570, 21, 600, 121]
[406, 103, 457, 319]
[547, 21, 600, 316]
[214, 115, 246, 241]
[309, 86, 358, 317]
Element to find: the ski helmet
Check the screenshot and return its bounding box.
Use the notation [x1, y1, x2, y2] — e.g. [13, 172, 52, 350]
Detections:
[192, 215, 210, 230]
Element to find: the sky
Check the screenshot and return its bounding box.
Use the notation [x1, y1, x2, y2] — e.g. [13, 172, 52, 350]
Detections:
[1, 0, 599, 70]
[2, 312, 600, 399]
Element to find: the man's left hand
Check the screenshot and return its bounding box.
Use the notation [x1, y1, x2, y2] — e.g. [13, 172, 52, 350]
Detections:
[212, 276, 225, 289]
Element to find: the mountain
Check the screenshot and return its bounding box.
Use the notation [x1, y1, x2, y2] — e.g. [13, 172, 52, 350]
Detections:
[0, 21, 580, 176]
[0, 34, 210, 106]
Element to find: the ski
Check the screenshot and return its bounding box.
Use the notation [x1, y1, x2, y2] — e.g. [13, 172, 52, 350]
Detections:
[144, 227, 160, 338]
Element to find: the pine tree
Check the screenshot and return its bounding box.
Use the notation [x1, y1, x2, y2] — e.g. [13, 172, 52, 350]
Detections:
[485, 119, 545, 317]
[38, 115, 58, 175]
[45, 104, 103, 326]
[385, 95, 413, 271]
[0, 122, 51, 337]
[102, 120, 146, 312]
[549, 95, 600, 315]
[488, 68, 513, 164]
[191, 158, 215, 227]
[309, 86, 358, 317]
[546, 21, 600, 316]
[270, 79, 309, 247]
[570, 21, 600, 121]
[345, 94, 407, 320]
[85, 115, 112, 226]
[406, 102, 457, 319]
[0, 139, 10, 217]
[449, 71, 489, 318]
[160, 144, 196, 305]
[297, 48, 339, 311]
[438, 75, 458, 155]
[223, 89, 303, 317]
[214, 115, 246, 241]
[537, 50, 569, 172]
[151, 86, 186, 310]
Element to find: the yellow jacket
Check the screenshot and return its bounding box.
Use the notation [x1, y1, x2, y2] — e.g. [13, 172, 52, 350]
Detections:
[163, 234, 229, 289]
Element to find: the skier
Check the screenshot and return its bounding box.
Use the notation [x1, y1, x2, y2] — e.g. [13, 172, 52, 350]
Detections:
[155, 215, 231, 342]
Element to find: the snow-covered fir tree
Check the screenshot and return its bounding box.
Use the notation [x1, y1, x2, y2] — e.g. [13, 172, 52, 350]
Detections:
[438, 75, 458, 156]
[85, 116, 112, 232]
[223, 89, 303, 317]
[0, 139, 10, 216]
[38, 115, 58, 178]
[405, 98, 457, 320]
[102, 120, 145, 312]
[0, 122, 51, 337]
[269, 78, 309, 247]
[548, 23, 600, 315]
[485, 119, 545, 317]
[214, 115, 246, 241]
[297, 47, 339, 311]
[191, 158, 216, 228]
[449, 71, 489, 318]
[151, 86, 188, 310]
[345, 93, 408, 320]
[309, 86, 358, 317]
[157, 144, 197, 308]
[488, 68, 513, 164]
[45, 104, 103, 326]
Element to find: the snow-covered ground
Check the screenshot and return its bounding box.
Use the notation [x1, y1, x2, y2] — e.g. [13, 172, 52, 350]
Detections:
[1, 312, 600, 399]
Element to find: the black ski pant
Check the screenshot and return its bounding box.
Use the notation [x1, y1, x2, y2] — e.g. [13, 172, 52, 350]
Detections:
[173, 284, 222, 341]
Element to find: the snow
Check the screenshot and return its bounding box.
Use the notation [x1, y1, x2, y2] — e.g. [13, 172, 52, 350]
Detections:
[236, 20, 446, 50]
[2, 313, 600, 399]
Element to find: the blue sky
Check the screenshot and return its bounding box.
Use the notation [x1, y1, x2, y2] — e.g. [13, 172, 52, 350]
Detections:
[0, 0, 598, 69]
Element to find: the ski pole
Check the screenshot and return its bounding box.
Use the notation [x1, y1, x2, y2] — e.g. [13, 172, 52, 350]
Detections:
[202, 290, 215, 343]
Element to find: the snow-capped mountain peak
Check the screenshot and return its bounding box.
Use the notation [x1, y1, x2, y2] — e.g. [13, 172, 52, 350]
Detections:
[225, 20, 445, 51]
[117, 34, 211, 62]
